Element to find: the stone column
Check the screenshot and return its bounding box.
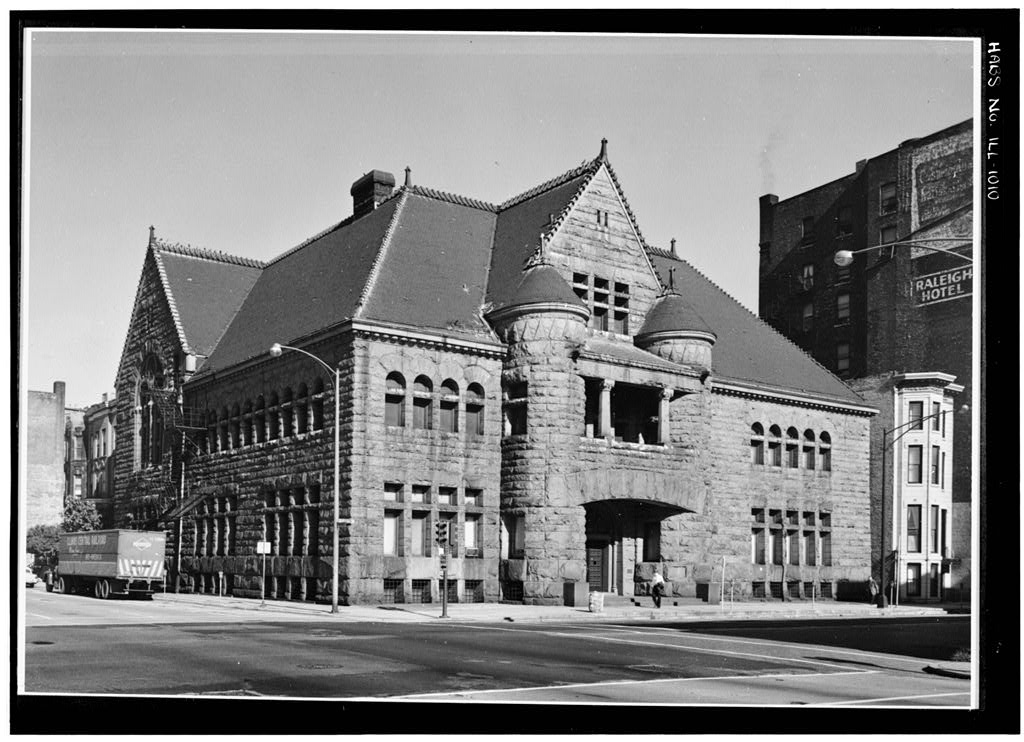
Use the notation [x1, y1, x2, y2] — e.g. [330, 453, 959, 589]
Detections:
[658, 387, 674, 444]
[600, 380, 615, 439]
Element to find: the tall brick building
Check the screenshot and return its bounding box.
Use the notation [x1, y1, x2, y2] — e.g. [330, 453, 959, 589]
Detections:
[113, 141, 877, 606]
[757, 120, 973, 602]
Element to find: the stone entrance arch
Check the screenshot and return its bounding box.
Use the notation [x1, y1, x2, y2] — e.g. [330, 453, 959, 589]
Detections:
[583, 499, 686, 596]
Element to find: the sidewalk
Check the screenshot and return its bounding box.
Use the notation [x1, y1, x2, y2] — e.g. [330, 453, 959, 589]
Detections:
[154, 591, 961, 624]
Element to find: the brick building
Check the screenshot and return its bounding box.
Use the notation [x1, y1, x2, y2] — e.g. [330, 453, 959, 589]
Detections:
[26, 382, 68, 529]
[82, 394, 117, 527]
[113, 141, 877, 606]
[757, 120, 973, 601]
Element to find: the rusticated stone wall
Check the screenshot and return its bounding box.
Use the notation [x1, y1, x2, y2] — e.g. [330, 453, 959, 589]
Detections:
[705, 390, 873, 598]
[345, 333, 504, 604]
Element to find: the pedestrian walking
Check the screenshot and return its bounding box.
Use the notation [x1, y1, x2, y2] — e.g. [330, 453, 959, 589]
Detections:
[651, 570, 666, 608]
[868, 576, 879, 605]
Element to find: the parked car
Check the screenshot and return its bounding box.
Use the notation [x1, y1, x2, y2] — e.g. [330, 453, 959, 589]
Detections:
[25, 567, 39, 587]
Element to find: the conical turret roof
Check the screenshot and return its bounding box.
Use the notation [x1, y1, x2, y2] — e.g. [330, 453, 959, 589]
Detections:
[637, 290, 716, 340]
[491, 260, 586, 314]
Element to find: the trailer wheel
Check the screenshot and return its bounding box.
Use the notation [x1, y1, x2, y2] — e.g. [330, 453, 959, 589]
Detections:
[97, 579, 111, 600]
[56, 576, 65, 594]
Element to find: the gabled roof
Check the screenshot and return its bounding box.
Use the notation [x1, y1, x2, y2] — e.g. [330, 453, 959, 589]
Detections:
[358, 188, 498, 340]
[647, 247, 865, 405]
[199, 196, 402, 374]
[150, 240, 264, 363]
[488, 162, 597, 310]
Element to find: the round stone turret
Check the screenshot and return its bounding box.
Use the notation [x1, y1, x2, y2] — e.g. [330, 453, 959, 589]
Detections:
[635, 291, 716, 373]
[485, 261, 590, 344]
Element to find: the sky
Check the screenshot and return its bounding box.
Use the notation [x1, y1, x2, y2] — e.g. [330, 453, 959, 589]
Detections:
[22, 30, 975, 408]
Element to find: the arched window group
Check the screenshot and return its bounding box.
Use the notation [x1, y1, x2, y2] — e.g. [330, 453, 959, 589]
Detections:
[384, 371, 486, 437]
[201, 379, 327, 455]
[751, 423, 832, 472]
[135, 354, 167, 471]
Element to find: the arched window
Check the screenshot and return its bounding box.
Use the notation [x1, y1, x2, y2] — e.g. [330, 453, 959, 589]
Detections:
[137, 354, 166, 470]
[281, 387, 294, 438]
[295, 383, 309, 435]
[768, 425, 782, 466]
[230, 404, 241, 449]
[206, 410, 218, 454]
[440, 379, 459, 434]
[413, 376, 433, 430]
[268, 393, 280, 440]
[819, 431, 832, 472]
[750, 423, 765, 465]
[242, 401, 253, 446]
[311, 379, 325, 431]
[786, 427, 799, 468]
[385, 373, 405, 428]
[803, 429, 816, 470]
[254, 396, 266, 444]
[219, 407, 230, 452]
[465, 383, 485, 437]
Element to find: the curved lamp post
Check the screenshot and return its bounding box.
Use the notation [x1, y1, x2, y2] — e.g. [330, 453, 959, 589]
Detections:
[834, 238, 973, 267]
[269, 342, 340, 614]
[879, 404, 968, 608]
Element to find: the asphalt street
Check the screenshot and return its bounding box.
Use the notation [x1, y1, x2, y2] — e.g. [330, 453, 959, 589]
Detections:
[20, 588, 971, 709]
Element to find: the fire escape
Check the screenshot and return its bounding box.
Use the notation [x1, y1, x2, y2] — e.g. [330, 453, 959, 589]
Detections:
[138, 389, 207, 529]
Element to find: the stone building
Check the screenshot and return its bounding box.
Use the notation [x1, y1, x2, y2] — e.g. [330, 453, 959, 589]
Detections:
[64, 407, 86, 504]
[26, 381, 68, 529]
[757, 120, 973, 601]
[82, 393, 117, 527]
[113, 141, 875, 606]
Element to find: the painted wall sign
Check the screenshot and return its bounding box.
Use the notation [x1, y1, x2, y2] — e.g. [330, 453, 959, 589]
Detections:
[913, 266, 973, 306]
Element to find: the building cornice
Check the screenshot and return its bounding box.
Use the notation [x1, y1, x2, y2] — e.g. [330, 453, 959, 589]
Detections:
[712, 379, 878, 416]
[892, 371, 958, 386]
[351, 319, 507, 358]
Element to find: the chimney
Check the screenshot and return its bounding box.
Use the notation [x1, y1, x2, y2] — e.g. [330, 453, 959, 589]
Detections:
[758, 193, 778, 248]
[102, 393, 108, 405]
[855, 159, 867, 174]
[350, 170, 396, 218]
[670, 238, 678, 257]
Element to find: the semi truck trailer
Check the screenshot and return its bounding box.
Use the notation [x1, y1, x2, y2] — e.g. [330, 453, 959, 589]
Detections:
[47, 530, 166, 599]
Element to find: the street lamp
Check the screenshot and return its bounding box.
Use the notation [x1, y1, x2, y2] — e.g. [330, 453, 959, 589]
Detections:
[834, 238, 973, 267]
[269, 342, 341, 614]
[879, 404, 968, 608]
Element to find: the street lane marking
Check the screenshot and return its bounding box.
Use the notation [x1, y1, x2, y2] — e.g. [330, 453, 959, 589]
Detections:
[463, 624, 868, 672]
[382, 669, 879, 700]
[820, 691, 971, 706]
[573, 625, 943, 669]
[26, 613, 54, 621]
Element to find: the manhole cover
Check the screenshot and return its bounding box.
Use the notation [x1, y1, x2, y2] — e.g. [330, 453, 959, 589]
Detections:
[31, 641, 54, 645]
[297, 664, 347, 670]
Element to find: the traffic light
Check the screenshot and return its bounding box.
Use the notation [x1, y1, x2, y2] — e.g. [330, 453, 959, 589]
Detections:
[435, 521, 448, 544]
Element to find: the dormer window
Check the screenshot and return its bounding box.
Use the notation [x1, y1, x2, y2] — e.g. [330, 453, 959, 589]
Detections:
[574, 273, 629, 334]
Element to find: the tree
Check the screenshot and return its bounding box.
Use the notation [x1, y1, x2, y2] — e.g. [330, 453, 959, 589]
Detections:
[62, 497, 102, 533]
[26, 524, 60, 566]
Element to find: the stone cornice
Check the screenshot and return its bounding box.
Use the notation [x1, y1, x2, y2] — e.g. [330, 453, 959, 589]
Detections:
[351, 319, 507, 359]
[712, 380, 878, 416]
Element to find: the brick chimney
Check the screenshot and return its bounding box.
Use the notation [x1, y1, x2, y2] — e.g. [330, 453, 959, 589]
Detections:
[350, 170, 396, 218]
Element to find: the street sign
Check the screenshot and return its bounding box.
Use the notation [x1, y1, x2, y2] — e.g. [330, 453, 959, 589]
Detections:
[256, 541, 271, 555]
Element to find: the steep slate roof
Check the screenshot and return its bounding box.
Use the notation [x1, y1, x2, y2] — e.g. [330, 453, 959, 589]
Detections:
[151, 241, 264, 364]
[647, 247, 865, 404]
[199, 196, 402, 374]
[358, 188, 498, 339]
[487, 161, 597, 310]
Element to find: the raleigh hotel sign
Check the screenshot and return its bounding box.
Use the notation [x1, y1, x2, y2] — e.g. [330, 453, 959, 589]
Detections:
[913, 266, 973, 307]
